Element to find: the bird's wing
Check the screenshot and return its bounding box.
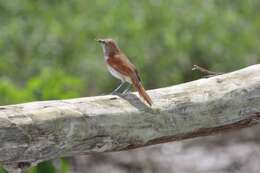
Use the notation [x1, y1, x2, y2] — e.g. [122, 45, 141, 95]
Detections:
[107, 54, 140, 81]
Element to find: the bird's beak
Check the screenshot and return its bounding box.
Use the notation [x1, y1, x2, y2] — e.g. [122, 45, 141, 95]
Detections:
[96, 39, 105, 43]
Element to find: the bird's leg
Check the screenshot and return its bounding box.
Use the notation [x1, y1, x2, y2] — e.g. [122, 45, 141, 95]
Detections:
[122, 83, 131, 94]
[111, 82, 125, 95]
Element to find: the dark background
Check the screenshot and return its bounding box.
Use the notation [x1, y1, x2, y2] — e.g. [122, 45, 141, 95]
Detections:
[0, 0, 259, 172]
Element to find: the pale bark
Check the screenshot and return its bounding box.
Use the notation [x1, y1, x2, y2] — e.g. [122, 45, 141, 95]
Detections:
[0, 64, 260, 172]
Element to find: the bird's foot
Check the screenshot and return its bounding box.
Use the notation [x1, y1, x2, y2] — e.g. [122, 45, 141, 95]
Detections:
[121, 90, 131, 96]
[111, 91, 119, 95]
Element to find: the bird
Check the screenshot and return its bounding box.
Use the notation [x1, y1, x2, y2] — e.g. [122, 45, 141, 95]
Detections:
[97, 38, 153, 106]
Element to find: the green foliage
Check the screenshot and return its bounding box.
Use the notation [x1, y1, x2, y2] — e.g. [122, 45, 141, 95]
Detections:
[0, 167, 7, 173]
[0, 0, 259, 172]
[28, 161, 55, 173]
[60, 158, 71, 173]
[0, 0, 259, 94]
[0, 80, 23, 105]
[25, 68, 84, 101]
[0, 69, 84, 105]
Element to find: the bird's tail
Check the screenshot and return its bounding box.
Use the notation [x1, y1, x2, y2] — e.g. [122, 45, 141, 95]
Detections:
[131, 78, 152, 106]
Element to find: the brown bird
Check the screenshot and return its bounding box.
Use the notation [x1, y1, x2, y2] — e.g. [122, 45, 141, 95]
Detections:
[97, 38, 152, 106]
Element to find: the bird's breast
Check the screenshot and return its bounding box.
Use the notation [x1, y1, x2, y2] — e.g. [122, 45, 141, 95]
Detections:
[106, 63, 132, 83]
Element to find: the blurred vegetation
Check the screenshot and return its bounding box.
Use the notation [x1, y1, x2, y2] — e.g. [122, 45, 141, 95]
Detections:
[0, 0, 259, 172]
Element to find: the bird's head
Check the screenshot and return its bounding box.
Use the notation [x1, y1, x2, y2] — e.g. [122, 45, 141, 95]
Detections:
[96, 38, 120, 55]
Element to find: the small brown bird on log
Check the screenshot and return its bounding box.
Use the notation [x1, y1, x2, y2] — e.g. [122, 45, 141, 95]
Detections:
[97, 38, 152, 106]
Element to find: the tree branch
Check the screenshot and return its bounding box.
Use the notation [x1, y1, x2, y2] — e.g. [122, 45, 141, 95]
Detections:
[1, 64, 260, 172]
[192, 64, 224, 77]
